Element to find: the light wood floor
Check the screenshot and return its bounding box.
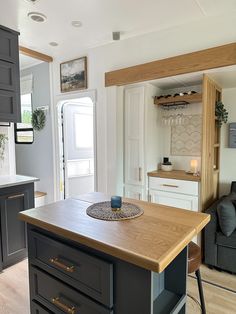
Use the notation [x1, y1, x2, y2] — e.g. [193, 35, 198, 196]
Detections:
[0, 260, 235, 314]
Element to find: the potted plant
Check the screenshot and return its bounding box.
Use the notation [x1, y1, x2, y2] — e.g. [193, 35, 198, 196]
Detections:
[215, 101, 228, 128]
[0, 133, 8, 163]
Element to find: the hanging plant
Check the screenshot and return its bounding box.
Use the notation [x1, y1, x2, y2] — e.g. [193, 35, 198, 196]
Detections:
[215, 101, 228, 128]
[0, 134, 8, 162]
[31, 109, 46, 131]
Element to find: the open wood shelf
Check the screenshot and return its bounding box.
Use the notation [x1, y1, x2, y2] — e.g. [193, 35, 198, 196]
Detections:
[154, 93, 202, 106]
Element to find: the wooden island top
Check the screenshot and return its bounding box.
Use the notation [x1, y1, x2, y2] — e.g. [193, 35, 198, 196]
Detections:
[19, 192, 209, 273]
[148, 169, 201, 182]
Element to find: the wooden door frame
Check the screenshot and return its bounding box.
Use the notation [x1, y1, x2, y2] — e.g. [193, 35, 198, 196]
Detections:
[105, 42, 236, 87]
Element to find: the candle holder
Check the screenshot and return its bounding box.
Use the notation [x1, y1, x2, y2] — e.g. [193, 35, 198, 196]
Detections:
[111, 196, 122, 211]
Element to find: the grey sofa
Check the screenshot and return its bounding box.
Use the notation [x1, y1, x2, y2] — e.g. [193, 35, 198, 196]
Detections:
[204, 182, 236, 273]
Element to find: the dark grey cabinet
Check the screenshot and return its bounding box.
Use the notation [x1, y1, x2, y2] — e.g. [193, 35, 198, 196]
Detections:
[0, 25, 21, 123]
[0, 183, 34, 269]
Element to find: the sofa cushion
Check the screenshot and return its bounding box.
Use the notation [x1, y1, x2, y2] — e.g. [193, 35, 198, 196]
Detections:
[216, 231, 236, 249]
[217, 198, 236, 237]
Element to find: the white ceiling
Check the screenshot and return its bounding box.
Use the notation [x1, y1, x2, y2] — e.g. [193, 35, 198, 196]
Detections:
[149, 65, 236, 90]
[0, 0, 236, 57]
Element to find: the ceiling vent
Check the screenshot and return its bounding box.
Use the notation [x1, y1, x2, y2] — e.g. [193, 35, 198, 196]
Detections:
[112, 32, 121, 41]
[28, 12, 47, 22]
[25, 0, 39, 3]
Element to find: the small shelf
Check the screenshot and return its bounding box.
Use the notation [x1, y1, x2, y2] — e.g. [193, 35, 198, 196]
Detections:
[153, 290, 186, 314]
[154, 93, 202, 106]
[214, 143, 220, 148]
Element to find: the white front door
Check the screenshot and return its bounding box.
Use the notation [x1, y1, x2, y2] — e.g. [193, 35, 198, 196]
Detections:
[62, 97, 96, 198]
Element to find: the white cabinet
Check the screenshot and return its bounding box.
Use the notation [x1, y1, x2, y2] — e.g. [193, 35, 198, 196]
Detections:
[124, 86, 145, 186]
[148, 176, 200, 243]
[124, 184, 146, 201]
[123, 84, 161, 200]
[148, 177, 199, 211]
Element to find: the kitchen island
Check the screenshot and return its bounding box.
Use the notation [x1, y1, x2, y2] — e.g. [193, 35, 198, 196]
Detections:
[19, 192, 210, 314]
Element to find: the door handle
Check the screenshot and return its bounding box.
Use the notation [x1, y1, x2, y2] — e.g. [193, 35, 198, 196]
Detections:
[138, 167, 142, 182]
[7, 193, 24, 199]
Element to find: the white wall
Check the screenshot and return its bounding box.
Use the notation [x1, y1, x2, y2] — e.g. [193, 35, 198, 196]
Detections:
[219, 88, 236, 196]
[16, 62, 54, 204]
[51, 14, 236, 195]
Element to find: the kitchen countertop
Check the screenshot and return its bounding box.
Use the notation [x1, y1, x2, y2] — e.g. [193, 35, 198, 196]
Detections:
[19, 192, 209, 273]
[0, 175, 39, 188]
[148, 169, 201, 182]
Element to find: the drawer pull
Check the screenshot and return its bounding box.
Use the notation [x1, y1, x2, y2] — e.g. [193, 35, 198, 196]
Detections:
[7, 193, 24, 199]
[51, 297, 76, 314]
[162, 184, 179, 188]
[49, 257, 75, 273]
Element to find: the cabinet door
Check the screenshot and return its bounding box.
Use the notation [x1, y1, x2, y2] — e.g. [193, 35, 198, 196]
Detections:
[0, 189, 30, 267]
[149, 189, 198, 211]
[124, 86, 145, 186]
[0, 27, 21, 122]
[0, 28, 19, 63]
[124, 185, 146, 201]
[0, 60, 17, 91]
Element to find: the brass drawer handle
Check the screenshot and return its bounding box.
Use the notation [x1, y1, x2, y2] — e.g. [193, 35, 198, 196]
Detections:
[51, 297, 76, 314]
[49, 257, 75, 273]
[162, 184, 179, 188]
[7, 193, 24, 199]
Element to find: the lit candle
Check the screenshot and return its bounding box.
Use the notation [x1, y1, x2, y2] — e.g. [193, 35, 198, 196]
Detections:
[111, 196, 122, 209]
[190, 160, 198, 174]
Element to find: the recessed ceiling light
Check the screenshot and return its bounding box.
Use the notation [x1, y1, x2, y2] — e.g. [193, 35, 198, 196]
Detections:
[71, 21, 82, 28]
[28, 12, 47, 23]
[49, 42, 58, 47]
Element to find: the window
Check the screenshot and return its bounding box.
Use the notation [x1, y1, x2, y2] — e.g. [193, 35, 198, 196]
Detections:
[15, 93, 34, 144]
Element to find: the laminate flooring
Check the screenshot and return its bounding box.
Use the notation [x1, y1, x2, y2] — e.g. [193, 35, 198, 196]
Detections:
[0, 260, 235, 314]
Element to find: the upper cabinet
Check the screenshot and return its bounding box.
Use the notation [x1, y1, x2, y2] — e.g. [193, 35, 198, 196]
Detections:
[0, 25, 21, 123]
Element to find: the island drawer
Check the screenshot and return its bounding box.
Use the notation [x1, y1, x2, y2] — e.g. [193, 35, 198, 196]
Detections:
[30, 266, 113, 314]
[28, 230, 113, 308]
[149, 177, 198, 196]
[31, 301, 53, 313]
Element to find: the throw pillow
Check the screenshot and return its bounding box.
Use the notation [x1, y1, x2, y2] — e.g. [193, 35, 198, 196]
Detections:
[217, 199, 236, 237]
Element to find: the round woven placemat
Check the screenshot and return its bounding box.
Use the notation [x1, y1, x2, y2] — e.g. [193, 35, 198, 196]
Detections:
[86, 201, 144, 221]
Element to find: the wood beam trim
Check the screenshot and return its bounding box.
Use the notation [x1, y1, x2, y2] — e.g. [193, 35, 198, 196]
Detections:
[105, 42, 236, 87]
[19, 46, 53, 63]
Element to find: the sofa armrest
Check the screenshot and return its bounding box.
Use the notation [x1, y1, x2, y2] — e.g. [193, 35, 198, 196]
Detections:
[204, 202, 220, 266]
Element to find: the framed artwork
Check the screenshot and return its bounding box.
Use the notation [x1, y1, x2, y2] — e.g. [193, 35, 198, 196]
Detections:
[60, 56, 87, 93]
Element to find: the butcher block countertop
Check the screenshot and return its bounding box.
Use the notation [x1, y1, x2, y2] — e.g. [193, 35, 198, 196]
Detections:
[19, 192, 209, 273]
[148, 169, 201, 182]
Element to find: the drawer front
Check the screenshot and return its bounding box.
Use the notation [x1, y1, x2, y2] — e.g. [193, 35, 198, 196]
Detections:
[0, 28, 18, 63]
[31, 301, 53, 314]
[149, 177, 198, 196]
[150, 190, 199, 211]
[0, 60, 17, 91]
[30, 266, 113, 314]
[28, 230, 113, 307]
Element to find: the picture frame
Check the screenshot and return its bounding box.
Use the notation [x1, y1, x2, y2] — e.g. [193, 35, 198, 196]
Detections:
[60, 56, 87, 93]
